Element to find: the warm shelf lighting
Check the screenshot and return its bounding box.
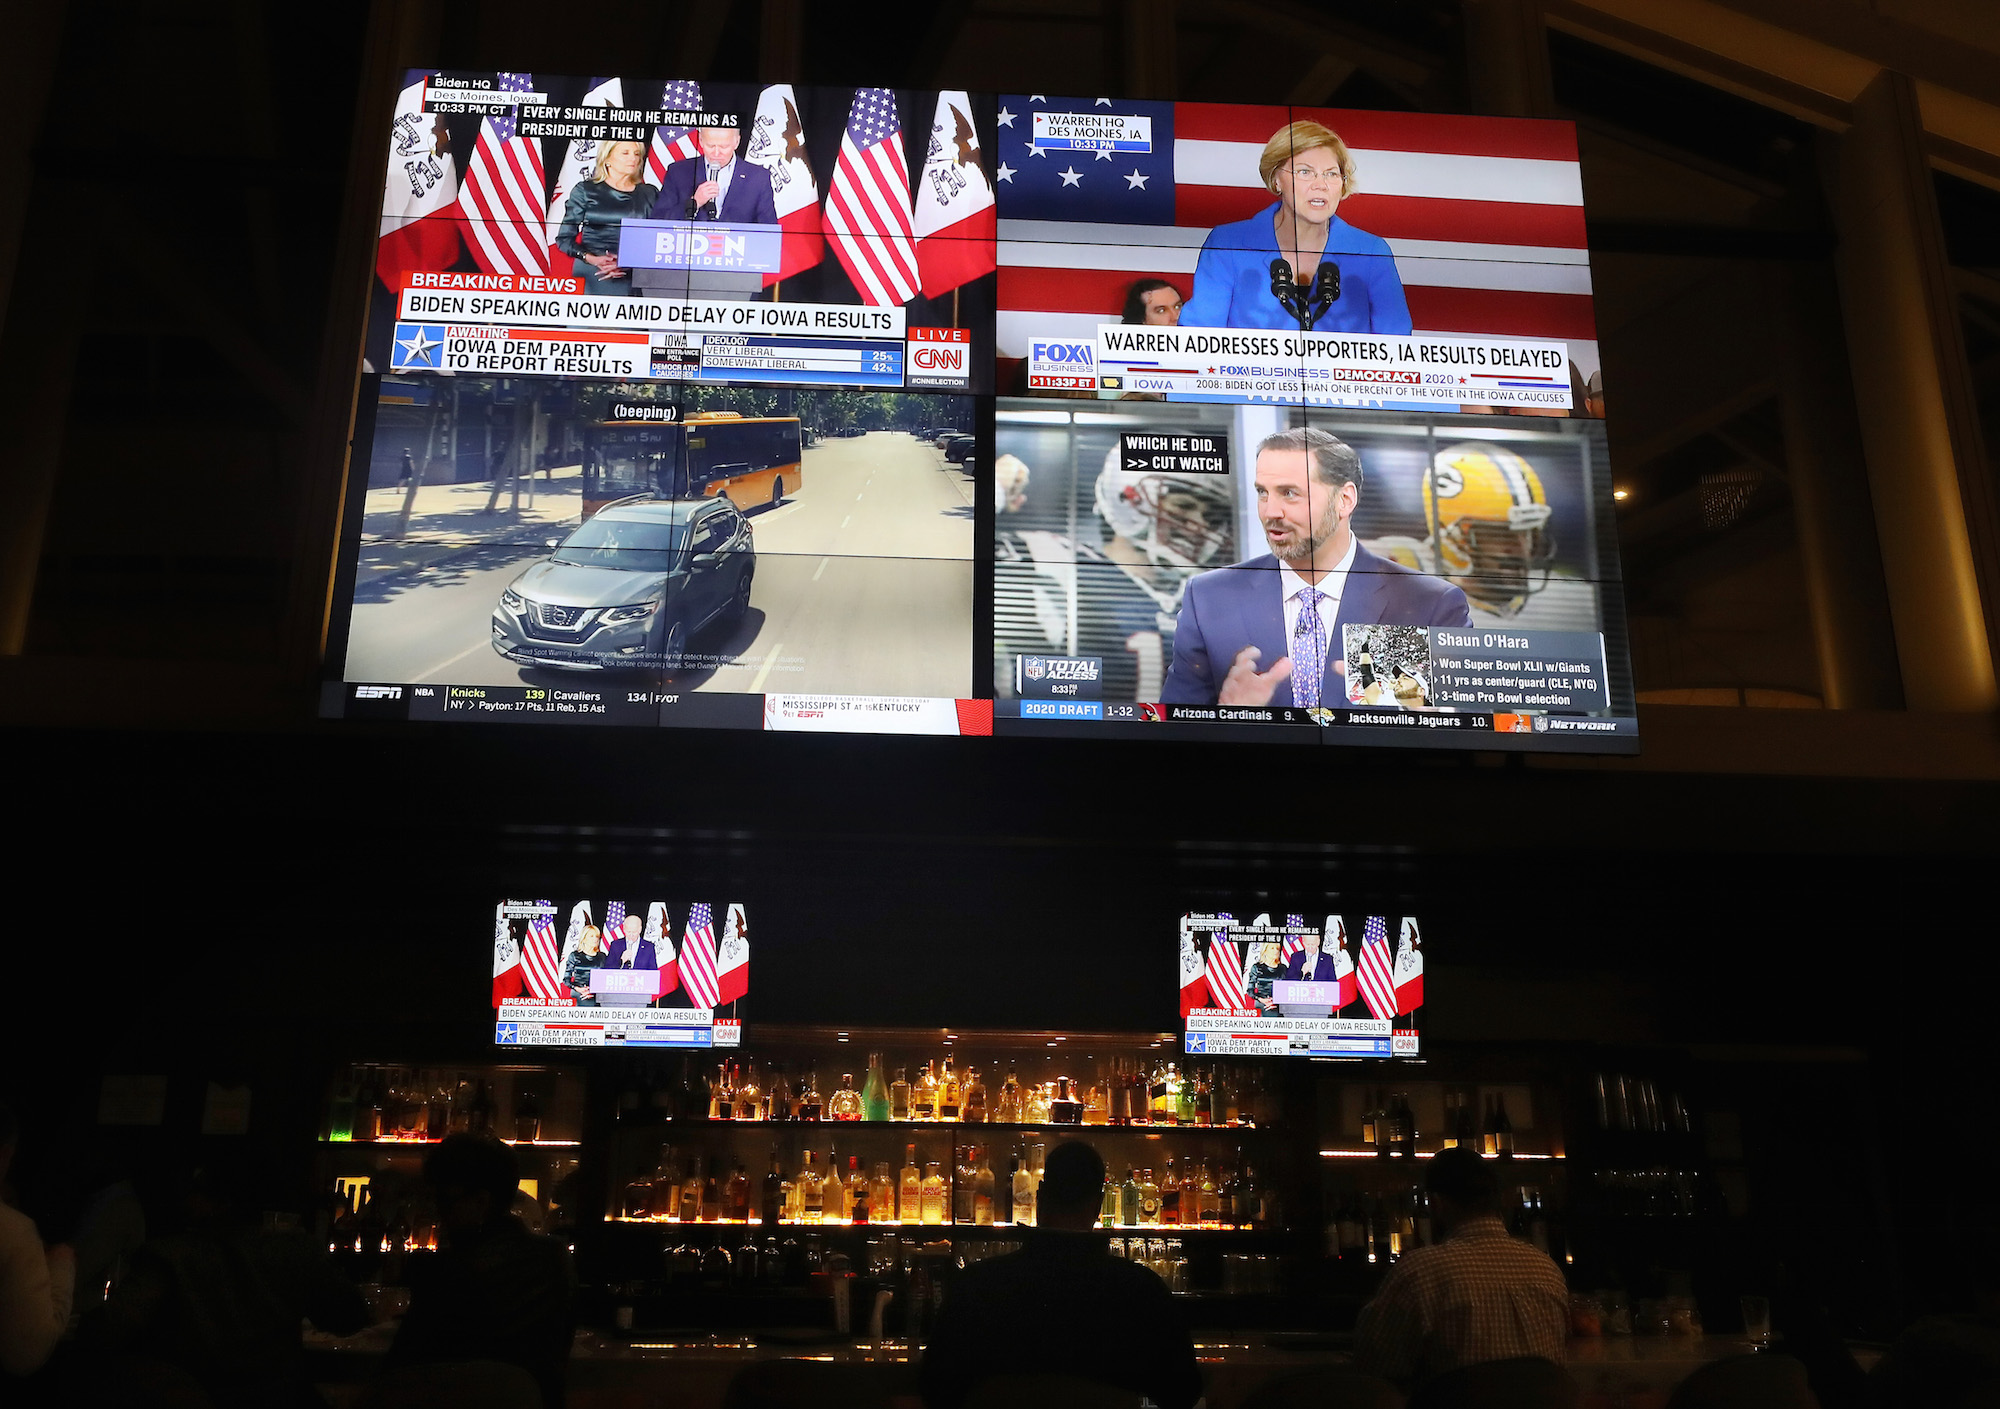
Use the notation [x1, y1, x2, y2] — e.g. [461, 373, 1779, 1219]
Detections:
[1613, 489, 1630, 501]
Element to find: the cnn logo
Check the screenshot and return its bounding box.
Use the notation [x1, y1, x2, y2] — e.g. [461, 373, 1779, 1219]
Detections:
[913, 345, 965, 372]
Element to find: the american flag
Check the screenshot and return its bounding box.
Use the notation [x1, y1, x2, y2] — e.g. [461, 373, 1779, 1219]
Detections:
[604, 901, 626, 947]
[680, 902, 721, 1009]
[1357, 915, 1398, 1020]
[459, 72, 549, 276]
[1205, 930, 1249, 1010]
[521, 901, 563, 998]
[1283, 914, 1307, 962]
[825, 88, 920, 307]
[995, 96, 1596, 380]
[646, 81, 704, 189]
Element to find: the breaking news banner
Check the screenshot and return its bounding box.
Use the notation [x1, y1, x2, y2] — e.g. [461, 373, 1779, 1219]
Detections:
[491, 898, 749, 1052]
[996, 95, 1601, 416]
[1178, 910, 1423, 1060]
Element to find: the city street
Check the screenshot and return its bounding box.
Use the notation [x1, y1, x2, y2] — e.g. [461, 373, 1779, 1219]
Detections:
[342, 432, 975, 698]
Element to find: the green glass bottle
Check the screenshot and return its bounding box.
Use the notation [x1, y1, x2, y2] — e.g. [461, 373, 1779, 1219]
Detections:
[862, 1052, 892, 1122]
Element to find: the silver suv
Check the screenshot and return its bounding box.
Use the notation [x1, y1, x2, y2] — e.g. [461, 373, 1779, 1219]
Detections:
[491, 498, 754, 672]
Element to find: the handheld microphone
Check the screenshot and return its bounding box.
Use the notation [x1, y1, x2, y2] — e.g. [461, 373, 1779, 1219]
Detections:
[700, 164, 719, 220]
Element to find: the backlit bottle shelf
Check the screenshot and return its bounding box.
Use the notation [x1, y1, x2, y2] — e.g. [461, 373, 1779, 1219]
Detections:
[323, 1136, 582, 1147]
[603, 1214, 1255, 1231]
[1319, 1147, 1562, 1160]
[618, 1119, 1269, 1132]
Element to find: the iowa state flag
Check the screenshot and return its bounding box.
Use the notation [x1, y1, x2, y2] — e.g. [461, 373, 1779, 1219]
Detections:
[644, 902, 679, 998]
[913, 90, 996, 299]
[377, 71, 464, 288]
[1327, 916, 1358, 1009]
[1393, 917, 1424, 1013]
[745, 83, 824, 286]
[492, 909, 524, 1006]
[716, 903, 750, 1005]
[1178, 922, 1210, 1017]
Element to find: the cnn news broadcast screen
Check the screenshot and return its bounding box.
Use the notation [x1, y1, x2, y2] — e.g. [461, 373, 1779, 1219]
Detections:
[494, 899, 747, 1048]
[1181, 913, 1422, 1059]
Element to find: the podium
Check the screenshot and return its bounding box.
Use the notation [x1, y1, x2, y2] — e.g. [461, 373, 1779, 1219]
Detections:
[620, 220, 782, 302]
[588, 966, 666, 1008]
[1272, 980, 1340, 1017]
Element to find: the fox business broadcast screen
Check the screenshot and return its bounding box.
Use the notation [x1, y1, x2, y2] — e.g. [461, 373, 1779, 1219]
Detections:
[1181, 913, 1422, 1059]
[494, 899, 748, 1048]
[320, 71, 1634, 754]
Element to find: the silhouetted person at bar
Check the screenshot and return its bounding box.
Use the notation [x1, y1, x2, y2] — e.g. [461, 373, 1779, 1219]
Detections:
[919, 1139, 1202, 1409]
[89, 1156, 369, 1408]
[1355, 1144, 1568, 1391]
[0, 1101, 74, 1380]
[387, 1135, 575, 1409]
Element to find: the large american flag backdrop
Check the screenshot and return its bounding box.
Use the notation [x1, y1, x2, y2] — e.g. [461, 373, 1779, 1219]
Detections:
[993, 97, 1595, 374]
[521, 901, 564, 999]
[1356, 914, 1399, 1021]
[679, 902, 722, 1009]
[458, 72, 550, 277]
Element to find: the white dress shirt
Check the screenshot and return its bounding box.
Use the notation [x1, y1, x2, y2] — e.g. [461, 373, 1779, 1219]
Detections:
[1277, 533, 1357, 671]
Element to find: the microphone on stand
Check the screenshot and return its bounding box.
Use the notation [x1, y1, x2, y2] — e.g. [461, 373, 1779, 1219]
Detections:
[699, 163, 719, 220]
[1269, 258, 1305, 326]
[1306, 262, 1341, 325]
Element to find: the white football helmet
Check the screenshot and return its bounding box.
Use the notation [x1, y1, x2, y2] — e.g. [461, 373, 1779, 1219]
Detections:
[1093, 447, 1235, 584]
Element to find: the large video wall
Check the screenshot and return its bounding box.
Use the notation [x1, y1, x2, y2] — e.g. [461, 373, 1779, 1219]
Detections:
[324, 75, 1633, 752]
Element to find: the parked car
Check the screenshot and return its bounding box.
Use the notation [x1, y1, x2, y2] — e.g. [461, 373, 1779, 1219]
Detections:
[491, 497, 753, 672]
[942, 435, 977, 465]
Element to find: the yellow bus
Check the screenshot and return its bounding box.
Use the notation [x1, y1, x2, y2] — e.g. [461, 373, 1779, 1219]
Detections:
[581, 411, 804, 519]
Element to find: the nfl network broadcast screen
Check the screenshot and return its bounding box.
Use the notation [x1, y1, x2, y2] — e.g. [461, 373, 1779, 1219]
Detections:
[322, 74, 1635, 754]
[1182, 913, 1422, 1058]
[494, 899, 748, 1048]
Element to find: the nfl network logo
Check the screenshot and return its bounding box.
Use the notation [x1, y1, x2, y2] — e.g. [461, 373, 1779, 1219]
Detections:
[496, 1023, 519, 1045]
[1024, 658, 1046, 681]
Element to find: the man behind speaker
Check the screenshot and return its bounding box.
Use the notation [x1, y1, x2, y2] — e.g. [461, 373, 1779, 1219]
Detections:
[651, 125, 777, 225]
[1161, 427, 1473, 708]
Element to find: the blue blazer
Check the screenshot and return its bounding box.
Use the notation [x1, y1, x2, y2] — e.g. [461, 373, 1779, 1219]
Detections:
[1160, 544, 1472, 706]
[1284, 951, 1338, 982]
[605, 938, 658, 970]
[1180, 205, 1412, 335]
[651, 156, 778, 225]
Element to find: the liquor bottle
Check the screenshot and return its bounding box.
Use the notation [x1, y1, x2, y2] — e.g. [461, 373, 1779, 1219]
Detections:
[849, 1157, 870, 1225]
[713, 1064, 734, 1121]
[1481, 1094, 1499, 1156]
[994, 1066, 1023, 1124]
[998, 1155, 1016, 1224]
[1494, 1093, 1516, 1158]
[1415, 1187, 1434, 1246]
[1440, 1090, 1461, 1149]
[1149, 1063, 1171, 1122]
[900, 1145, 921, 1224]
[1338, 1198, 1366, 1259]
[799, 1150, 824, 1224]
[1196, 1162, 1219, 1225]
[1399, 1092, 1419, 1159]
[1360, 1086, 1380, 1148]
[1159, 1159, 1181, 1227]
[1140, 1168, 1161, 1226]
[920, 1163, 946, 1224]
[1050, 1077, 1083, 1126]
[862, 1053, 891, 1122]
[1120, 1168, 1143, 1226]
[1232, 1159, 1256, 1227]
[1168, 1065, 1190, 1125]
[796, 1072, 823, 1123]
[962, 1068, 989, 1124]
[829, 1073, 864, 1122]
[1025, 1082, 1052, 1125]
[1191, 1069, 1213, 1127]
[1082, 1070, 1109, 1126]
[762, 1149, 785, 1226]
[328, 1074, 357, 1142]
[1100, 1175, 1122, 1228]
[1013, 1153, 1037, 1227]
[768, 1063, 793, 1121]
[870, 1162, 895, 1227]
[623, 1160, 655, 1219]
[890, 1067, 912, 1121]
[354, 1074, 383, 1142]
[650, 1147, 681, 1217]
[725, 1163, 750, 1221]
[514, 1086, 542, 1143]
[823, 1148, 845, 1220]
[973, 1150, 995, 1225]
[953, 1147, 976, 1224]
[680, 1156, 704, 1224]
[912, 1063, 938, 1121]
[702, 1160, 720, 1221]
[735, 1063, 763, 1121]
[939, 1057, 961, 1121]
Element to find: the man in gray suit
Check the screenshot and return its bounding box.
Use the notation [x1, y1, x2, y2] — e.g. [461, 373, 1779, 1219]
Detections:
[1162, 426, 1472, 707]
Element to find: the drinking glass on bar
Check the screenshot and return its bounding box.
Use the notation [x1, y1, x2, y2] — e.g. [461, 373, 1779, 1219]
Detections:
[1740, 1294, 1772, 1347]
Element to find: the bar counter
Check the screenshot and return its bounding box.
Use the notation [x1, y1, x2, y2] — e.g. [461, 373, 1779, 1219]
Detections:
[306, 1325, 1765, 1409]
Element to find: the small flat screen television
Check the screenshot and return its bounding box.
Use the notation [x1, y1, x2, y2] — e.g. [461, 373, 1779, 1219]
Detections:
[493, 898, 747, 1048]
[1181, 911, 1421, 1057]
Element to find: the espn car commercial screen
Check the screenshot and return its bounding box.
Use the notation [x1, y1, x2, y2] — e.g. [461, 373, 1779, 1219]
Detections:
[1181, 913, 1422, 1059]
[321, 74, 1634, 754]
[494, 899, 748, 1048]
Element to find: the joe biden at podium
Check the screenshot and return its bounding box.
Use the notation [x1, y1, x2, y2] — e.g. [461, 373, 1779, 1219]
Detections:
[652, 125, 777, 225]
[1161, 427, 1472, 708]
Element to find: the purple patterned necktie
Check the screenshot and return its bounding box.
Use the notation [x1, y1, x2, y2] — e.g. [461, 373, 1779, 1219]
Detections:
[1294, 586, 1326, 708]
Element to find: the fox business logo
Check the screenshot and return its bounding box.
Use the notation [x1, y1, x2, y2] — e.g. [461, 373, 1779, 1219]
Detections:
[353, 685, 403, 700]
[1014, 654, 1103, 699]
[1031, 340, 1094, 367]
